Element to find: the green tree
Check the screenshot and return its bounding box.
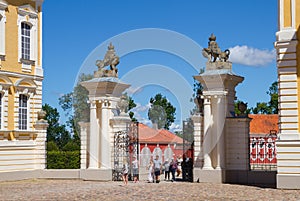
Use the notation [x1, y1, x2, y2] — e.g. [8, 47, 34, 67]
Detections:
[42, 104, 71, 150]
[148, 93, 176, 130]
[190, 68, 204, 115]
[125, 94, 137, 122]
[47, 141, 59, 151]
[59, 73, 93, 143]
[250, 81, 278, 114]
[267, 81, 278, 114]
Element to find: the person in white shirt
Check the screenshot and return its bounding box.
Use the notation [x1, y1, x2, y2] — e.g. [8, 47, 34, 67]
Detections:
[132, 156, 139, 183]
[122, 159, 129, 185]
[153, 155, 162, 183]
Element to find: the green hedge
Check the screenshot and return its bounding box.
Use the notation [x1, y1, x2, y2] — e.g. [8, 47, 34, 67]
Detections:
[47, 151, 80, 169]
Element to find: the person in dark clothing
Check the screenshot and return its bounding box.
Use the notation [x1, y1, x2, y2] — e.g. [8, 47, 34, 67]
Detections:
[169, 158, 177, 182]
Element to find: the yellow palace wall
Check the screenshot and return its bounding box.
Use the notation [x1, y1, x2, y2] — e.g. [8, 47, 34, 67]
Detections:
[276, 0, 300, 189]
[0, 0, 47, 175]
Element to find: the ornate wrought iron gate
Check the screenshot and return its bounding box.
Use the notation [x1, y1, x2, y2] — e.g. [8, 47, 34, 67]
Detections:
[113, 130, 129, 181]
[112, 122, 139, 181]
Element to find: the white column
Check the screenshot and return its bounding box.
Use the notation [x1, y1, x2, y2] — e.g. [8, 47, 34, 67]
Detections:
[89, 100, 99, 169]
[216, 96, 225, 170]
[203, 97, 213, 170]
[100, 99, 111, 169]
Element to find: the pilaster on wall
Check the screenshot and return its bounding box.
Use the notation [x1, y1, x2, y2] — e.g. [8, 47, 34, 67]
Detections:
[191, 114, 203, 168]
[33, 121, 48, 169]
[79, 122, 89, 169]
[275, 32, 299, 139]
[277, 140, 300, 189]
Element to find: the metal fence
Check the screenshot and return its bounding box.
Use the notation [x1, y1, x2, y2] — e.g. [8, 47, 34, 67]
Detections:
[250, 131, 277, 171]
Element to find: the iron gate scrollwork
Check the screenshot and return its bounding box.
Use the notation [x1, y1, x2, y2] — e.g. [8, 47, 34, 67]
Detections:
[128, 122, 139, 181]
[112, 122, 139, 181]
[113, 130, 129, 181]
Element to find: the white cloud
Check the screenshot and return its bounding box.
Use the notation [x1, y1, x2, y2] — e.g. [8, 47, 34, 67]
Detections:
[124, 86, 143, 95]
[129, 102, 152, 126]
[229, 45, 276, 67]
[138, 118, 152, 127]
[169, 123, 182, 133]
[130, 102, 151, 113]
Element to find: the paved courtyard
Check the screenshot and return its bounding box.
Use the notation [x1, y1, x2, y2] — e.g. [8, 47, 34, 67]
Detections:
[0, 179, 300, 201]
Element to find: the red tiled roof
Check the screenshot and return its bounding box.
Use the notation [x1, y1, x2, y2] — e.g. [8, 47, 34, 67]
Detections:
[138, 123, 183, 144]
[248, 114, 278, 135]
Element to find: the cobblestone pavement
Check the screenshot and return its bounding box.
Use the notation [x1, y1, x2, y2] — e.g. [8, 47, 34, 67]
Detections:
[1, 179, 300, 201]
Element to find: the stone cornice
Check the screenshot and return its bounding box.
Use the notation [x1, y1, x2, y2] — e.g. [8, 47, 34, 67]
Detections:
[0, 70, 44, 80]
[274, 39, 298, 48]
[14, 85, 36, 95]
[18, 4, 38, 18]
[202, 90, 228, 98]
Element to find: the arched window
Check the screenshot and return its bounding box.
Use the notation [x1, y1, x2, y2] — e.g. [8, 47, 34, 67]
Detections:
[21, 22, 31, 60]
[19, 94, 28, 130]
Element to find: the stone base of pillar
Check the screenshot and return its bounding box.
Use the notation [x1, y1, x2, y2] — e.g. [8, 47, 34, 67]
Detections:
[277, 174, 300, 189]
[80, 169, 112, 181]
[193, 168, 225, 183]
[276, 140, 300, 189]
[0, 170, 40, 182]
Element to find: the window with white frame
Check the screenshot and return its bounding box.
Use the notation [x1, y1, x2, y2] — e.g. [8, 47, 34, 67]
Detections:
[19, 94, 28, 130]
[17, 4, 38, 71]
[21, 22, 31, 60]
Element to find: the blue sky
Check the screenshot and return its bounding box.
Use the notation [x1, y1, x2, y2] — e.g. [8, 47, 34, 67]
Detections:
[42, 1, 277, 130]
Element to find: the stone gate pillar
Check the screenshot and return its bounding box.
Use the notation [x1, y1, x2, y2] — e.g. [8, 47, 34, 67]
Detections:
[193, 34, 244, 183]
[79, 43, 131, 180]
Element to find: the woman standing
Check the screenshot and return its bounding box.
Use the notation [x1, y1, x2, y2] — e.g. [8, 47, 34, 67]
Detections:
[147, 160, 154, 183]
[122, 159, 129, 185]
[170, 158, 177, 182]
[132, 156, 139, 183]
[163, 159, 170, 181]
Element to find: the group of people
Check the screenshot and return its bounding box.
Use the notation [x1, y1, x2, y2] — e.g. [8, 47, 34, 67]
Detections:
[147, 155, 183, 183]
[122, 155, 189, 185]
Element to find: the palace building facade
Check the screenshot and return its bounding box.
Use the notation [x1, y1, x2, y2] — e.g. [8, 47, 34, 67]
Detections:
[275, 0, 300, 189]
[0, 0, 47, 178]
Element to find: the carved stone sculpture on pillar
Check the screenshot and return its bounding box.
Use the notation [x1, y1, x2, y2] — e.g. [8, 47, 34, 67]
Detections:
[94, 43, 119, 78]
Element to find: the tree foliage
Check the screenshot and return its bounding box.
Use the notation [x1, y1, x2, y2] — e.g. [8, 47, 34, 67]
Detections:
[235, 81, 278, 115]
[251, 81, 278, 114]
[128, 95, 137, 122]
[47, 151, 80, 169]
[58, 73, 92, 152]
[148, 93, 176, 130]
[43, 103, 81, 168]
[42, 104, 71, 150]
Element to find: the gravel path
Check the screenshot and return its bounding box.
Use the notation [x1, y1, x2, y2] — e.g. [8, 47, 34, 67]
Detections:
[0, 179, 300, 201]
